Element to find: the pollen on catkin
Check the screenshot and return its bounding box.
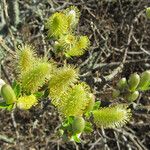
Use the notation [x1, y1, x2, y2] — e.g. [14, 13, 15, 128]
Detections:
[17, 94, 37, 110]
[93, 105, 131, 128]
[65, 36, 90, 57]
[45, 12, 69, 38]
[21, 62, 52, 93]
[57, 83, 90, 117]
[49, 65, 78, 104]
[56, 34, 77, 52]
[17, 44, 36, 74]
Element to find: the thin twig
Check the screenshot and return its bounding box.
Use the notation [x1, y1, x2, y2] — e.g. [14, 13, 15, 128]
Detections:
[0, 134, 14, 144]
[11, 110, 20, 140]
[0, 37, 16, 57]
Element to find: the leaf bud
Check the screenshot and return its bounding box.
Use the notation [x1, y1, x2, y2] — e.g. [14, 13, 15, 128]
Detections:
[128, 73, 140, 91]
[112, 89, 120, 98]
[72, 116, 85, 134]
[146, 7, 150, 19]
[1, 84, 17, 104]
[117, 78, 128, 90]
[84, 94, 95, 112]
[126, 91, 139, 102]
[138, 71, 150, 91]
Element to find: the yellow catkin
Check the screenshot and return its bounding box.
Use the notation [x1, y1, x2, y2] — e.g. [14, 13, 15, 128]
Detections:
[49, 65, 78, 104]
[17, 94, 37, 110]
[21, 62, 51, 93]
[93, 105, 131, 128]
[65, 36, 90, 57]
[56, 34, 76, 51]
[57, 83, 90, 117]
[17, 44, 36, 73]
[45, 12, 69, 38]
[63, 6, 80, 28]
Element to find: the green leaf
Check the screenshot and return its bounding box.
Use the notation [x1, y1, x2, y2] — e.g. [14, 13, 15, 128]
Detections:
[84, 121, 93, 133]
[12, 80, 17, 89]
[139, 83, 150, 91]
[0, 102, 9, 109]
[43, 89, 49, 98]
[62, 116, 74, 127]
[85, 112, 91, 119]
[68, 116, 74, 124]
[93, 101, 101, 110]
[34, 91, 43, 99]
[6, 104, 15, 111]
[62, 121, 69, 128]
[72, 134, 81, 143]
[12, 80, 21, 98]
[0, 102, 14, 111]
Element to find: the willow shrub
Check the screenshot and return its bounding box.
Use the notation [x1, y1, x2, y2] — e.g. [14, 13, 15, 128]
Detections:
[0, 6, 150, 143]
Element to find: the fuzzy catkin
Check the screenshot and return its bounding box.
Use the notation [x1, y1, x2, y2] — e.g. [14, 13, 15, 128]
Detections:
[93, 105, 131, 128]
[17, 94, 37, 110]
[65, 36, 90, 57]
[17, 44, 36, 74]
[49, 66, 78, 103]
[45, 12, 69, 38]
[63, 6, 80, 28]
[57, 83, 89, 117]
[21, 62, 51, 93]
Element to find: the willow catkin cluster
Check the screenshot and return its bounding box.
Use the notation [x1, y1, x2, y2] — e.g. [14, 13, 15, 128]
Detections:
[17, 44, 52, 94]
[48, 64, 95, 117]
[45, 6, 90, 57]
